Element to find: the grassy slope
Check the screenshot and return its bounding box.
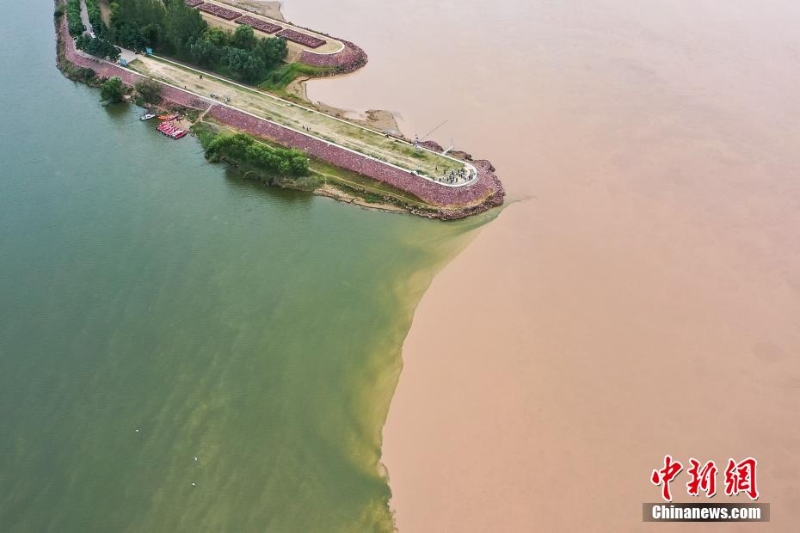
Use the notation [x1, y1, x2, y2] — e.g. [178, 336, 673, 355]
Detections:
[260, 63, 332, 94]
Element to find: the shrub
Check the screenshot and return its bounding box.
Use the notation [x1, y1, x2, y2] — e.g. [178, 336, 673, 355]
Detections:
[75, 34, 121, 61]
[100, 76, 125, 103]
[66, 0, 86, 37]
[205, 133, 309, 177]
[135, 78, 162, 104]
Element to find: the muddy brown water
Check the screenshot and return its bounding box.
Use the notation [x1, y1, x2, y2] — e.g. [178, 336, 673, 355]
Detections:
[287, 0, 800, 530]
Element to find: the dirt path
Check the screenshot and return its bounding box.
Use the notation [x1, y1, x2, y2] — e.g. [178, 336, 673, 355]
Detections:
[78, 0, 92, 35]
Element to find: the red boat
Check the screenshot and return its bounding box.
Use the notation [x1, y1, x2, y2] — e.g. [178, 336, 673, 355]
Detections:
[156, 121, 188, 139]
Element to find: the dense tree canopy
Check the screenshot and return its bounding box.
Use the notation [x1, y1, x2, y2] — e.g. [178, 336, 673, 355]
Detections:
[227, 47, 266, 83]
[65, 0, 85, 37]
[134, 78, 163, 104]
[232, 25, 257, 51]
[85, 0, 105, 36]
[106, 0, 288, 84]
[206, 133, 309, 177]
[76, 34, 122, 61]
[255, 37, 287, 71]
[100, 77, 125, 102]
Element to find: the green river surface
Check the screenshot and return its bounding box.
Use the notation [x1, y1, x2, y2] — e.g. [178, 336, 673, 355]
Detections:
[0, 2, 493, 531]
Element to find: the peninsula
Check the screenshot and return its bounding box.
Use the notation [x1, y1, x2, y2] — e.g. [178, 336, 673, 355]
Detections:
[54, 0, 504, 219]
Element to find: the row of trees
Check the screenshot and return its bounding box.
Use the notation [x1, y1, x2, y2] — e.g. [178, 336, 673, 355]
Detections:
[63, 0, 105, 37]
[205, 133, 308, 177]
[75, 34, 121, 61]
[65, 0, 85, 37]
[85, 0, 105, 36]
[107, 0, 287, 83]
[62, 0, 120, 62]
[100, 77, 126, 102]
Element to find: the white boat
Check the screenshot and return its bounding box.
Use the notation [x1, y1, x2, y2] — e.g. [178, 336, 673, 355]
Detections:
[140, 113, 157, 121]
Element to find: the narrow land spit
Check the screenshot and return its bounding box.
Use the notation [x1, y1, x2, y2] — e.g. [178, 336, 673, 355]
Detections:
[128, 55, 471, 181]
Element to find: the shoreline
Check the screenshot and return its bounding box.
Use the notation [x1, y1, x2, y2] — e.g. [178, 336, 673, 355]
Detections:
[53, 1, 504, 220]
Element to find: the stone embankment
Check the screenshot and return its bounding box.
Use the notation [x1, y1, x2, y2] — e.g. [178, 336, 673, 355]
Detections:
[55, 14, 504, 219]
[299, 39, 368, 75]
[58, 17, 210, 110]
[207, 106, 504, 215]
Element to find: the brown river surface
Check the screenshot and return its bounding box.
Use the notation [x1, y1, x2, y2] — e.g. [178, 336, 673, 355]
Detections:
[285, 0, 800, 530]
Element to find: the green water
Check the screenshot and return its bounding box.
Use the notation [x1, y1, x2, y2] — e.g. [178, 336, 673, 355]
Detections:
[0, 3, 492, 531]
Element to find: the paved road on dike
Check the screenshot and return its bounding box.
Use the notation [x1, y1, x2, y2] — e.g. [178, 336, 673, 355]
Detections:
[130, 54, 478, 186]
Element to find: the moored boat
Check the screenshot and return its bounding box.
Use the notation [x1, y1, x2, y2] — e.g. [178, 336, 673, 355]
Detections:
[140, 113, 157, 121]
[156, 121, 188, 139]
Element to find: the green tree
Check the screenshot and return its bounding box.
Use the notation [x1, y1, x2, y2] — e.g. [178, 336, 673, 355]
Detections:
[135, 79, 162, 104]
[205, 27, 230, 47]
[255, 37, 287, 70]
[110, 0, 166, 50]
[76, 35, 121, 62]
[141, 23, 162, 47]
[232, 25, 257, 50]
[205, 133, 308, 176]
[100, 77, 125, 103]
[66, 0, 85, 37]
[190, 37, 223, 68]
[106, 0, 286, 83]
[85, 0, 104, 35]
[227, 48, 265, 83]
[164, 1, 207, 59]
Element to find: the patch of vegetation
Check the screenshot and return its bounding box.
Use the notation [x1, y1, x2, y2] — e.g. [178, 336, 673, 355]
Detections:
[260, 63, 331, 93]
[134, 78, 162, 104]
[85, 0, 104, 35]
[205, 133, 309, 176]
[191, 120, 220, 145]
[66, 0, 85, 37]
[54, 4, 65, 19]
[269, 174, 324, 192]
[194, 123, 316, 189]
[184, 108, 201, 122]
[62, 61, 98, 84]
[100, 76, 125, 102]
[107, 0, 287, 85]
[75, 34, 121, 61]
[193, 121, 426, 209]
